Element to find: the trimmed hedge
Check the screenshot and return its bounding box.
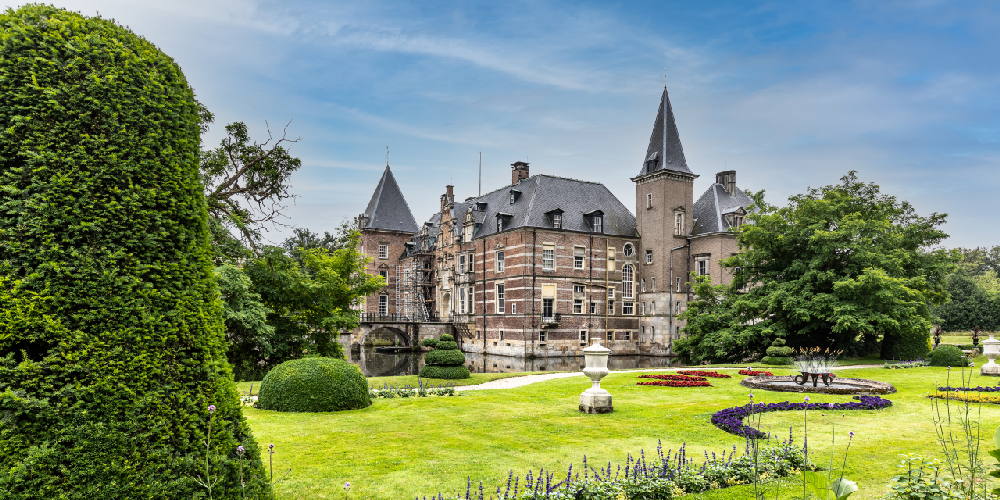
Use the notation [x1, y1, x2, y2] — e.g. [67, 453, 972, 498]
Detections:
[420, 365, 472, 380]
[420, 338, 439, 348]
[883, 328, 932, 361]
[425, 349, 467, 366]
[419, 333, 469, 379]
[761, 338, 793, 365]
[930, 345, 967, 368]
[0, 5, 262, 499]
[257, 357, 371, 412]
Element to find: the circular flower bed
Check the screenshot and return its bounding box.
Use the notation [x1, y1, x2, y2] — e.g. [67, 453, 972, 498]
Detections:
[637, 374, 711, 387]
[739, 369, 774, 376]
[711, 395, 892, 438]
[639, 374, 708, 382]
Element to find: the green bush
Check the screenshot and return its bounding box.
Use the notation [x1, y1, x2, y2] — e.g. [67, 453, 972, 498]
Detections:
[419, 333, 469, 379]
[425, 349, 467, 366]
[257, 357, 371, 412]
[421, 338, 439, 348]
[0, 6, 261, 498]
[419, 365, 472, 380]
[435, 340, 459, 351]
[883, 328, 932, 361]
[929, 345, 967, 367]
[761, 338, 793, 365]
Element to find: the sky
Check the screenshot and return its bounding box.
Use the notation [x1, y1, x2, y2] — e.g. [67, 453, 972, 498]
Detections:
[9, 0, 1000, 248]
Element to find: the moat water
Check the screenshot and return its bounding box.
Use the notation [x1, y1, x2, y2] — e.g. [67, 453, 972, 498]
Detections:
[348, 346, 677, 378]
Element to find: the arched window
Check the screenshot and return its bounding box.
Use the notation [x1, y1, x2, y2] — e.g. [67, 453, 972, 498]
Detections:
[623, 243, 635, 257]
[622, 264, 634, 299]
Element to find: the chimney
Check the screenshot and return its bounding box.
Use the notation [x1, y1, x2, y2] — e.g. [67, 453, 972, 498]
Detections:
[511, 161, 530, 185]
[446, 185, 454, 204]
[716, 170, 736, 195]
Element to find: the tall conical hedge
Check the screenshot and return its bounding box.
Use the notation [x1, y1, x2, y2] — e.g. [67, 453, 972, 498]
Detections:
[0, 5, 264, 498]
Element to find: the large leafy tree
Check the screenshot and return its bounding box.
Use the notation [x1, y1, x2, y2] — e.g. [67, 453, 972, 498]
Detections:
[674, 172, 956, 364]
[935, 269, 1000, 332]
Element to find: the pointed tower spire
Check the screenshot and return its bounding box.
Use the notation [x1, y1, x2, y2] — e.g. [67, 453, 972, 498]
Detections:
[361, 164, 419, 233]
[638, 87, 693, 177]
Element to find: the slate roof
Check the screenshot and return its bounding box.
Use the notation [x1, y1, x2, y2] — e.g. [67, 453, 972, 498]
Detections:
[455, 175, 637, 239]
[362, 165, 419, 233]
[691, 183, 753, 236]
[636, 87, 694, 178]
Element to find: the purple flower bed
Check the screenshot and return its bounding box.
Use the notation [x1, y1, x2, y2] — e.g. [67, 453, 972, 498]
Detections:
[938, 386, 1000, 393]
[711, 395, 892, 439]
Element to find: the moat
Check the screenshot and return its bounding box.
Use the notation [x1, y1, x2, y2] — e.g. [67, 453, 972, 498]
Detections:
[348, 345, 677, 377]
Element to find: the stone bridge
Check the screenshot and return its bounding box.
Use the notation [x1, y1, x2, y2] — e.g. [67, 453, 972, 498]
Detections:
[344, 314, 457, 350]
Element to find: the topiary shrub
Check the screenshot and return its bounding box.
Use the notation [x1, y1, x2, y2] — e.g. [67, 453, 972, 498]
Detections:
[421, 338, 439, 348]
[257, 357, 371, 412]
[0, 5, 263, 498]
[930, 345, 967, 367]
[884, 328, 932, 361]
[761, 338, 793, 365]
[419, 333, 470, 379]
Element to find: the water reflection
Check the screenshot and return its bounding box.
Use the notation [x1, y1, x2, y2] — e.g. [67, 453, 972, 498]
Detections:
[349, 346, 676, 377]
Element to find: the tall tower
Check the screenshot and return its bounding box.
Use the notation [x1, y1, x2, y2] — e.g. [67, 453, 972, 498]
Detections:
[631, 87, 697, 345]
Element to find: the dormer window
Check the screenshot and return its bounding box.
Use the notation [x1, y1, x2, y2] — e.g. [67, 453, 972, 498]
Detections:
[509, 189, 521, 205]
[496, 213, 512, 232]
[547, 209, 564, 229]
[644, 152, 659, 174]
[585, 210, 604, 233]
[509, 193, 515, 205]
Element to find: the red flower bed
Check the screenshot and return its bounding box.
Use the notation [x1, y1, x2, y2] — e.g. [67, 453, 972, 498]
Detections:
[638, 374, 708, 382]
[677, 370, 732, 379]
[637, 379, 712, 387]
[738, 369, 774, 376]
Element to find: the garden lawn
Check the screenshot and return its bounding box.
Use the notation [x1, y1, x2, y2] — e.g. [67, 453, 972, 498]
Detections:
[242, 364, 1000, 500]
[235, 372, 551, 395]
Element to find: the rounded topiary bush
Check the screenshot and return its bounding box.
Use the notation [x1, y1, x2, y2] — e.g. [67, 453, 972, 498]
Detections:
[421, 338, 439, 348]
[0, 6, 261, 498]
[258, 357, 371, 412]
[761, 338, 793, 365]
[419, 333, 470, 379]
[930, 345, 967, 367]
[883, 328, 932, 361]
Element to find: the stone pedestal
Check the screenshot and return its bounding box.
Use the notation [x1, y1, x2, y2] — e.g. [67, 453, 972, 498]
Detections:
[982, 335, 1000, 376]
[580, 342, 613, 414]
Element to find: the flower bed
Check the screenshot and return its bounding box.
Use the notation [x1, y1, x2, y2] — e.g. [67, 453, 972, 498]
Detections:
[931, 391, 1000, 404]
[369, 381, 457, 399]
[638, 379, 712, 387]
[936, 385, 1000, 393]
[711, 396, 893, 438]
[639, 374, 708, 382]
[738, 369, 774, 376]
[419, 438, 810, 499]
[677, 370, 732, 378]
[883, 358, 930, 369]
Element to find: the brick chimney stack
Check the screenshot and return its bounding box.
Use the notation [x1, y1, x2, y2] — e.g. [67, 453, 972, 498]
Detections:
[511, 161, 530, 185]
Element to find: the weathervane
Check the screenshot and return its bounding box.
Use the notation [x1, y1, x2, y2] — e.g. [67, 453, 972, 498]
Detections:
[385, 146, 389, 166]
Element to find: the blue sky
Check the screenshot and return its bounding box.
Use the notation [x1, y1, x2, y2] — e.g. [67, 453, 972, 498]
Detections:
[16, 0, 1000, 247]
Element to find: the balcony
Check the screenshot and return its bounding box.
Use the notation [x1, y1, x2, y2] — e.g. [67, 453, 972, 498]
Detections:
[541, 313, 561, 328]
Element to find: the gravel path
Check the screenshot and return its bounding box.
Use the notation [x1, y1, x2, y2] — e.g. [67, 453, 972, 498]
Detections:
[452, 364, 885, 392]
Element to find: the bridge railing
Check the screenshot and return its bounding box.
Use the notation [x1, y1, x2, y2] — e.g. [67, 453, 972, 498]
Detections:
[361, 312, 441, 323]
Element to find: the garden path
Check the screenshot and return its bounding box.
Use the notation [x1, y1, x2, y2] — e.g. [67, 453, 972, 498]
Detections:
[451, 364, 885, 391]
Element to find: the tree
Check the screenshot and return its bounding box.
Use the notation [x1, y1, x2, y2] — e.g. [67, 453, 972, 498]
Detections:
[0, 6, 263, 498]
[675, 172, 957, 363]
[217, 264, 275, 380]
[935, 269, 1000, 332]
[201, 121, 302, 258]
[230, 230, 384, 375]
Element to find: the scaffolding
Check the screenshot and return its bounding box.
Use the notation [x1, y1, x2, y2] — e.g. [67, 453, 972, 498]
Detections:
[395, 260, 432, 321]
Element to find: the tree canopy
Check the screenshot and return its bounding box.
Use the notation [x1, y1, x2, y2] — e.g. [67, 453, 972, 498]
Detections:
[674, 172, 956, 364]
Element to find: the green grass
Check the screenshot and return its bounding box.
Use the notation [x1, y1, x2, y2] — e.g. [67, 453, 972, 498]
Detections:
[235, 372, 552, 395]
[240, 363, 1000, 500]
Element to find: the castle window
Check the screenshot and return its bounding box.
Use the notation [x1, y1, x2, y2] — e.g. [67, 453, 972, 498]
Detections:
[646, 249, 653, 264]
[674, 212, 685, 236]
[511, 303, 516, 314]
[459, 255, 466, 274]
[580, 331, 588, 342]
[623, 302, 634, 315]
[378, 295, 388, 316]
[675, 277, 681, 292]
[647, 193, 652, 209]
[623, 243, 634, 257]
[539, 331, 546, 343]
[542, 298, 554, 320]
[552, 212, 562, 229]
[460, 287, 466, 314]
[378, 245, 388, 259]
[593, 216, 603, 233]
[496, 251, 504, 272]
[574, 299, 583, 314]
[696, 256, 710, 277]
[574, 246, 585, 269]
[641, 279, 646, 292]
[510, 193, 515, 204]
[496, 284, 505, 313]
[542, 244, 555, 270]
[622, 265, 634, 298]
[651, 278, 655, 290]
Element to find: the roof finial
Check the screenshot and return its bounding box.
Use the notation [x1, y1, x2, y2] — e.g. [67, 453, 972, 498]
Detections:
[385, 146, 389, 167]
[663, 68, 667, 89]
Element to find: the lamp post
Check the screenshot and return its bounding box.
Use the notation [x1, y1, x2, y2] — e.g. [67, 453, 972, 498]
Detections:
[580, 342, 613, 414]
[982, 335, 1000, 376]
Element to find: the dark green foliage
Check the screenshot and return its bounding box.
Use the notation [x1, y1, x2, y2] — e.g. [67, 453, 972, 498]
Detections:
[257, 357, 371, 412]
[929, 345, 967, 367]
[217, 264, 275, 380]
[882, 328, 932, 361]
[425, 349, 467, 366]
[421, 338, 439, 348]
[0, 5, 262, 498]
[419, 333, 469, 379]
[935, 270, 1000, 332]
[761, 338, 793, 365]
[675, 172, 956, 363]
[418, 365, 472, 380]
[435, 341, 459, 351]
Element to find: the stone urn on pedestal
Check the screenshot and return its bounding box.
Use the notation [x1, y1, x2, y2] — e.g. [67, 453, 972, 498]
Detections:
[580, 342, 613, 414]
[981, 335, 1000, 376]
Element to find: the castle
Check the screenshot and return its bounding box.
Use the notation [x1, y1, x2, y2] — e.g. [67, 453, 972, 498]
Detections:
[355, 88, 750, 358]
